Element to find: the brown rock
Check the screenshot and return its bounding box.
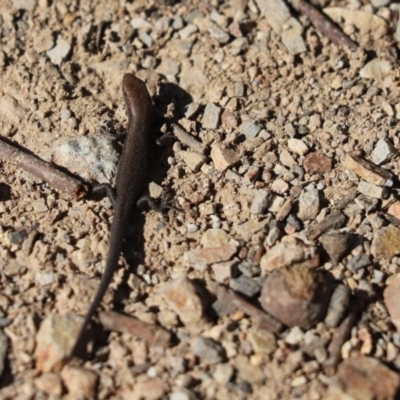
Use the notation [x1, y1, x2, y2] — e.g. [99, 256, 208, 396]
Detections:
[371, 224, 400, 259]
[61, 366, 98, 399]
[329, 356, 400, 400]
[384, 273, 400, 334]
[388, 202, 400, 220]
[319, 230, 352, 264]
[259, 264, 331, 329]
[260, 239, 317, 273]
[160, 277, 205, 326]
[35, 373, 63, 397]
[35, 314, 83, 372]
[303, 152, 332, 174]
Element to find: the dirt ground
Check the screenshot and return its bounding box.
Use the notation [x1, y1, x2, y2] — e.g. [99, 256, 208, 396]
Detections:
[1, 0, 400, 399]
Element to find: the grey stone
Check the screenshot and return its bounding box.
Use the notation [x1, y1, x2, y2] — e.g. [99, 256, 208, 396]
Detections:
[230, 275, 261, 297]
[371, 138, 397, 165]
[297, 188, 320, 221]
[202, 103, 221, 129]
[191, 336, 225, 364]
[241, 121, 262, 138]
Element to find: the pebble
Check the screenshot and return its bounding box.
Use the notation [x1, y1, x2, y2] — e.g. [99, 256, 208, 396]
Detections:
[173, 124, 206, 154]
[170, 389, 197, 400]
[35, 373, 63, 397]
[160, 277, 205, 327]
[388, 202, 400, 220]
[202, 103, 221, 129]
[211, 259, 238, 283]
[191, 336, 225, 364]
[61, 366, 98, 399]
[330, 356, 400, 399]
[260, 264, 331, 329]
[357, 180, 388, 199]
[347, 253, 371, 271]
[35, 314, 83, 372]
[250, 189, 270, 215]
[344, 155, 393, 187]
[184, 102, 201, 119]
[214, 363, 234, 384]
[287, 138, 309, 156]
[384, 273, 400, 334]
[371, 224, 400, 259]
[260, 239, 317, 273]
[208, 24, 230, 44]
[52, 135, 119, 183]
[307, 211, 346, 240]
[324, 284, 352, 328]
[179, 24, 198, 40]
[319, 230, 352, 264]
[297, 188, 321, 221]
[247, 328, 277, 355]
[303, 152, 332, 174]
[241, 121, 262, 138]
[210, 144, 240, 172]
[285, 326, 304, 345]
[179, 150, 207, 172]
[46, 36, 71, 65]
[359, 58, 392, 80]
[229, 275, 261, 297]
[372, 138, 397, 165]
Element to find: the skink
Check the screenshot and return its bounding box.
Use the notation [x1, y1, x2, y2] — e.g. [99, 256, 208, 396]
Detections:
[70, 73, 153, 356]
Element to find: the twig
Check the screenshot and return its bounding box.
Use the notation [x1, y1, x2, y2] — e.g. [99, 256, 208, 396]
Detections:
[290, 0, 359, 51]
[0, 137, 88, 199]
[99, 311, 172, 348]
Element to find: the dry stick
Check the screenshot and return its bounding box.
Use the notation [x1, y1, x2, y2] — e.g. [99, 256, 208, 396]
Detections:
[290, 0, 359, 51]
[0, 137, 88, 199]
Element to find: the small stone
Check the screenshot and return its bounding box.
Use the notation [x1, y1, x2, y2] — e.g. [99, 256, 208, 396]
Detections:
[371, 224, 400, 259]
[260, 264, 331, 329]
[247, 329, 277, 355]
[287, 138, 309, 155]
[372, 138, 397, 165]
[347, 253, 371, 270]
[170, 389, 197, 400]
[202, 103, 221, 129]
[357, 180, 388, 199]
[35, 314, 83, 372]
[307, 211, 346, 240]
[330, 356, 400, 400]
[191, 336, 225, 364]
[303, 152, 332, 174]
[276, 198, 293, 221]
[173, 124, 206, 154]
[388, 202, 400, 220]
[211, 260, 237, 283]
[285, 326, 304, 345]
[210, 144, 240, 171]
[297, 188, 320, 221]
[319, 230, 352, 264]
[230, 276, 261, 297]
[268, 194, 285, 213]
[46, 36, 71, 65]
[233, 218, 271, 242]
[271, 178, 289, 193]
[60, 366, 98, 399]
[35, 373, 63, 397]
[160, 278, 205, 326]
[179, 150, 207, 172]
[384, 273, 400, 334]
[241, 121, 262, 138]
[208, 24, 230, 44]
[201, 228, 231, 247]
[344, 154, 393, 187]
[179, 24, 198, 40]
[359, 58, 392, 80]
[214, 363, 234, 384]
[250, 190, 270, 215]
[371, 0, 390, 6]
[184, 102, 200, 119]
[234, 354, 264, 384]
[260, 240, 318, 273]
[325, 284, 352, 328]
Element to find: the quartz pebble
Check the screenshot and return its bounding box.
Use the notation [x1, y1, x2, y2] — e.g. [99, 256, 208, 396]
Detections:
[371, 138, 397, 165]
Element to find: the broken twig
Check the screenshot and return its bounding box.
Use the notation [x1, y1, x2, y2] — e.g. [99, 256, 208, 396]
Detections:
[290, 0, 359, 51]
[0, 137, 88, 199]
